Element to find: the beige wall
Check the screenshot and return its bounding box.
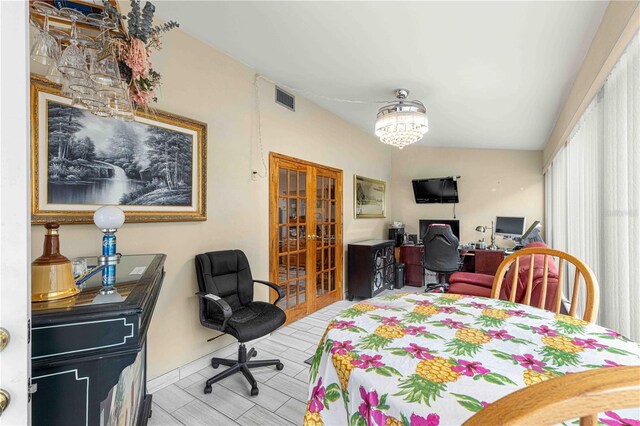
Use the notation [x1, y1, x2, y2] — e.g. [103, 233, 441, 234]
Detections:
[30, 27, 392, 378]
[544, 1, 639, 167]
[390, 147, 543, 248]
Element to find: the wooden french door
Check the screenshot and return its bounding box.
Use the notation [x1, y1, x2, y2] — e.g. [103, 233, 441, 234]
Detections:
[269, 153, 343, 324]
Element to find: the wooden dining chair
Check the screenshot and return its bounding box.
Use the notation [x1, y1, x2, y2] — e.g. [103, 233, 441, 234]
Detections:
[491, 247, 599, 322]
[463, 366, 640, 426]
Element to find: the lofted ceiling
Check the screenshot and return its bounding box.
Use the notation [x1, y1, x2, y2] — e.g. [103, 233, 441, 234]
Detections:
[157, 1, 608, 150]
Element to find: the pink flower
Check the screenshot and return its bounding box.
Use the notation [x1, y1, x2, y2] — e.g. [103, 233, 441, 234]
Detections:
[126, 38, 151, 80]
[404, 343, 433, 360]
[308, 378, 325, 413]
[416, 300, 434, 307]
[451, 360, 491, 377]
[532, 325, 558, 336]
[513, 354, 547, 373]
[488, 329, 514, 340]
[481, 401, 490, 408]
[606, 329, 623, 338]
[352, 354, 385, 369]
[331, 340, 354, 355]
[403, 325, 427, 335]
[382, 316, 401, 326]
[442, 319, 465, 329]
[470, 302, 489, 309]
[601, 411, 640, 426]
[131, 88, 153, 106]
[440, 306, 458, 313]
[358, 387, 387, 426]
[333, 320, 356, 329]
[506, 309, 528, 317]
[604, 360, 623, 368]
[572, 338, 607, 349]
[410, 413, 440, 426]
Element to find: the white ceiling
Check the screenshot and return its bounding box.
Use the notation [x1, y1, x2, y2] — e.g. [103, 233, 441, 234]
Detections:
[158, 1, 608, 150]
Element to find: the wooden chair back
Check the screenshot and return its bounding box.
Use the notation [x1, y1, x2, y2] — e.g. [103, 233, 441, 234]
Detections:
[463, 366, 640, 426]
[491, 247, 599, 322]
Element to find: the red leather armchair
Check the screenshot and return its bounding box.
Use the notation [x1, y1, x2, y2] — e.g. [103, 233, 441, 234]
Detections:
[448, 242, 560, 311]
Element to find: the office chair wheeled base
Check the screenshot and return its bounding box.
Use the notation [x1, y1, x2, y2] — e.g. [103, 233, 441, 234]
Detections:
[204, 343, 284, 396]
[424, 270, 451, 293]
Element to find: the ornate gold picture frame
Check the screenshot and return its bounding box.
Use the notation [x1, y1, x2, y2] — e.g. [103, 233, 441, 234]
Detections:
[31, 75, 207, 224]
[354, 175, 386, 218]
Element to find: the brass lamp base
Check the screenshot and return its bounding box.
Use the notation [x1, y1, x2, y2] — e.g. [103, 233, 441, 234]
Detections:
[31, 262, 79, 302]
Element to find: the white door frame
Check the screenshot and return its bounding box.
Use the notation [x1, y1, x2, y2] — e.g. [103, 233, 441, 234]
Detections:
[0, 1, 31, 425]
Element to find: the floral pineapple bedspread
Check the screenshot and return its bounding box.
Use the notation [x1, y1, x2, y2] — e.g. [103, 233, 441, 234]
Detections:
[305, 293, 640, 426]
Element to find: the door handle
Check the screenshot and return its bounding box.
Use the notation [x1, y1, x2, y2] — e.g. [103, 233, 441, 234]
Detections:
[307, 234, 318, 240]
[0, 389, 10, 417]
[0, 328, 9, 352]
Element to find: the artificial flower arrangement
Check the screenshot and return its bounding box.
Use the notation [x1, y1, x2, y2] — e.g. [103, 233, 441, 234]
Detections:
[105, 0, 178, 107]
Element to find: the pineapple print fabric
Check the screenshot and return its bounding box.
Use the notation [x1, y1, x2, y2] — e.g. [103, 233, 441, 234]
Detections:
[306, 293, 640, 426]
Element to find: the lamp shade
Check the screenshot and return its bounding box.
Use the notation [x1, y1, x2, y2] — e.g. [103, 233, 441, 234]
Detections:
[475, 226, 487, 232]
[93, 206, 125, 230]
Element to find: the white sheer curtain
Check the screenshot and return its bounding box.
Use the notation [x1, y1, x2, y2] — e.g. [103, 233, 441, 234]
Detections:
[545, 33, 639, 341]
[600, 33, 640, 340]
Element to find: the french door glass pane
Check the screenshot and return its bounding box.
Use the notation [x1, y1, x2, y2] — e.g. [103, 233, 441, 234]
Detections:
[289, 170, 298, 196]
[276, 166, 308, 312]
[300, 199, 307, 223]
[279, 169, 288, 195]
[316, 272, 323, 295]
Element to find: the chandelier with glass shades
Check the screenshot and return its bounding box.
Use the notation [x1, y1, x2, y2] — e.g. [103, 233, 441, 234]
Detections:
[375, 89, 429, 149]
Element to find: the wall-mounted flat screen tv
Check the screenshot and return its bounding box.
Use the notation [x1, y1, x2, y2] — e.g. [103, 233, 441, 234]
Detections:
[412, 177, 459, 203]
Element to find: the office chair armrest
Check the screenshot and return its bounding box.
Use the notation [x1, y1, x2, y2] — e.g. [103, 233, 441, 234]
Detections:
[196, 292, 233, 329]
[253, 279, 284, 305]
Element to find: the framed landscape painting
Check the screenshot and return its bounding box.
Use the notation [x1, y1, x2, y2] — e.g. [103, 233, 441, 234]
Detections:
[354, 175, 386, 218]
[30, 75, 207, 224]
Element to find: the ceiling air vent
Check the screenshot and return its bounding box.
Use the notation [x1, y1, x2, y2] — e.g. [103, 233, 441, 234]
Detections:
[275, 87, 295, 111]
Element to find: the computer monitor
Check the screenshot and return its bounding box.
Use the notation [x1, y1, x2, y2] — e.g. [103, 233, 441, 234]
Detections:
[419, 219, 460, 241]
[495, 216, 526, 238]
[520, 220, 544, 246]
[521, 220, 541, 241]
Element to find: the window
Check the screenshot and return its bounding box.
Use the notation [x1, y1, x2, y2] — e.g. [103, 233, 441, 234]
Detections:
[545, 33, 639, 341]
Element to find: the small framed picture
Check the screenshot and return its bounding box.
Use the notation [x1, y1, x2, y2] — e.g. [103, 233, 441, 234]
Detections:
[354, 175, 386, 218]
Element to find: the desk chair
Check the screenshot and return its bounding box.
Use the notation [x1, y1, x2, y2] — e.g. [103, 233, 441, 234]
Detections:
[195, 250, 286, 396]
[422, 224, 460, 292]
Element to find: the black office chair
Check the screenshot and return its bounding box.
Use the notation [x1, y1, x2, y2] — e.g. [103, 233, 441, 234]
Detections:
[195, 249, 286, 396]
[422, 224, 460, 292]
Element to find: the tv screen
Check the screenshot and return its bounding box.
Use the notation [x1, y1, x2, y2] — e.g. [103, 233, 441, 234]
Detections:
[412, 178, 459, 203]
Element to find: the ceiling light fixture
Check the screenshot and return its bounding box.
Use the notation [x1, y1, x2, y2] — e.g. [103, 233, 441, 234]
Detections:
[375, 89, 429, 149]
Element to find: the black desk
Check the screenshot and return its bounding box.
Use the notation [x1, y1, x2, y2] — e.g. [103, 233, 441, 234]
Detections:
[31, 254, 165, 426]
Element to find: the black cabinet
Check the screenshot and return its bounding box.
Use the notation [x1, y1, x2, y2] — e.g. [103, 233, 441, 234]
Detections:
[31, 254, 165, 426]
[347, 239, 395, 300]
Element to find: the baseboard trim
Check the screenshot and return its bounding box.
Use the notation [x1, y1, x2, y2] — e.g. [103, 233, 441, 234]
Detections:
[147, 334, 271, 394]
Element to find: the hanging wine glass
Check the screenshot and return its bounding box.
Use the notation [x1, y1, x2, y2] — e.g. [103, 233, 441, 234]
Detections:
[89, 44, 121, 87]
[110, 94, 134, 122]
[59, 65, 89, 108]
[57, 8, 89, 79]
[30, 3, 61, 65]
[45, 63, 64, 84]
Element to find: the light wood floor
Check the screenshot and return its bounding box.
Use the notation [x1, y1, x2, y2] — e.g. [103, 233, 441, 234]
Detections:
[150, 285, 424, 425]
